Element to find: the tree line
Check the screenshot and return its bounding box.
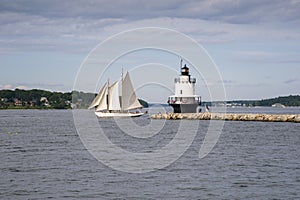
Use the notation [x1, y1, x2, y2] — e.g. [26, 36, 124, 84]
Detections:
[0, 89, 72, 109]
[256, 95, 300, 106]
[0, 89, 148, 109]
[204, 95, 300, 107]
[0, 89, 298, 109]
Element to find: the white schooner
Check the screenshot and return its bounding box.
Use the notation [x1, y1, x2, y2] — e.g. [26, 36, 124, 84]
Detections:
[88, 71, 144, 117]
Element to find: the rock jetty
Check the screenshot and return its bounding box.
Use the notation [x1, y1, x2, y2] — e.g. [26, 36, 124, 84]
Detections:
[150, 113, 300, 123]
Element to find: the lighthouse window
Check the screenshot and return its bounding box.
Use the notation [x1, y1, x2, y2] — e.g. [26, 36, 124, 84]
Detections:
[180, 90, 182, 94]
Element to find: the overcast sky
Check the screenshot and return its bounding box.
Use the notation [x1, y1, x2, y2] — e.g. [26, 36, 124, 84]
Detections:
[0, 0, 299, 102]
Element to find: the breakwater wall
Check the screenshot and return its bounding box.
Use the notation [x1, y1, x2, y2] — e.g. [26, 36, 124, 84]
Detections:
[150, 113, 300, 123]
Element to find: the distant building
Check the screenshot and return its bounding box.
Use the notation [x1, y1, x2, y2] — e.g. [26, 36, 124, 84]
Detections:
[29, 100, 37, 107]
[14, 99, 22, 106]
[1, 98, 8, 102]
[40, 97, 50, 106]
[70, 103, 77, 109]
[272, 103, 285, 108]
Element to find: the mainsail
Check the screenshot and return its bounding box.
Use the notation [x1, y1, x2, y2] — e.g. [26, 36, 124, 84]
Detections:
[108, 81, 121, 111]
[121, 72, 142, 110]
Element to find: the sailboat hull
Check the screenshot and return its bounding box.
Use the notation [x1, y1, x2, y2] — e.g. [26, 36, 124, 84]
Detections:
[95, 111, 144, 118]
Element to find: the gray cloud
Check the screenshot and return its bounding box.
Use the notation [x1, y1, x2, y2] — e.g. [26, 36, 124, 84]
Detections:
[284, 78, 299, 84]
[1, 0, 300, 24]
[217, 79, 235, 84]
[0, 83, 66, 91]
[0, 0, 300, 54]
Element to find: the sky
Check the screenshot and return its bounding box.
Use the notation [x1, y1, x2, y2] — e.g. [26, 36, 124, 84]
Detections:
[0, 0, 300, 102]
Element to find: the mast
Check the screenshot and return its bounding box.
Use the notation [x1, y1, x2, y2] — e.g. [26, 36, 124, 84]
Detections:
[121, 67, 124, 111]
[107, 79, 109, 111]
[180, 59, 183, 72]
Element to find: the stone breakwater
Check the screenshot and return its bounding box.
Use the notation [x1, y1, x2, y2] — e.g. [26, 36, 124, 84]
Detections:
[151, 113, 300, 123]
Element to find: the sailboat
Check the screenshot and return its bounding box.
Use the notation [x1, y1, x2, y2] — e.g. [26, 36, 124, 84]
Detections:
[88, 70, 144, 117]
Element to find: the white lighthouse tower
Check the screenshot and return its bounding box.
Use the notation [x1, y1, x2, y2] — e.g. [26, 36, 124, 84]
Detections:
[167, 61, 201, 113]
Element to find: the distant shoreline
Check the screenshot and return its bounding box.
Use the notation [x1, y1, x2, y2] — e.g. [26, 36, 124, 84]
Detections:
[0, 89, 299, 109]
[0, 107, 72, 110]
[1, 105, 300, 111]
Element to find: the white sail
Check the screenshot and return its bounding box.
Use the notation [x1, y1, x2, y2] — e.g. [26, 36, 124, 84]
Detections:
[108, 81, 121, 111]
[121, 72, 142, 110]
[95, 86, 108, 111]
[88, 83, 107, 109]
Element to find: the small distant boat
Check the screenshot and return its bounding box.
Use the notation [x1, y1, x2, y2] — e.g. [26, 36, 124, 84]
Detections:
[88, 70, 144, 117]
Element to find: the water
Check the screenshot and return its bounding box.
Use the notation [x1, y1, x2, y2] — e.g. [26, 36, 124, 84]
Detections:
[0, 109, 299, 199]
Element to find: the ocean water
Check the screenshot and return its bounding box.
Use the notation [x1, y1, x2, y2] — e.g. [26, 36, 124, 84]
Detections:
[0, 108, 299, 199]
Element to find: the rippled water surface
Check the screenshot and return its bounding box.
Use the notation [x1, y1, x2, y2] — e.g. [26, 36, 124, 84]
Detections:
[0, 109, 299, 199]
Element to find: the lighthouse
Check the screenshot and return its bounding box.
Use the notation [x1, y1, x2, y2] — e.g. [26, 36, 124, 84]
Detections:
[167, 61, 201, 113]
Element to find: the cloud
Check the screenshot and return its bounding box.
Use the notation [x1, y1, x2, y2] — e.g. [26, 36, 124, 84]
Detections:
[233, 51, 300, 64]
[1, 0, 300, 24]
[1, 15, 298, 55]
[217, 79, 235, 84]
[0, 84, 30, 90]
[0, 84, 14, 90]
[284, 78, 299, 84]
[16, 83, 65, 88]
[0, 83, 65, 91]
[0, 1, 299, 54]
[15, 85, 30, 90]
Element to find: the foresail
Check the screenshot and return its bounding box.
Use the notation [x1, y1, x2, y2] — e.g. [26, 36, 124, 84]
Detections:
[108, 81, 121, 111]
[122, 72, 142, 110]
[88, 83, 107, 109]
[96, 86, 108, 111]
